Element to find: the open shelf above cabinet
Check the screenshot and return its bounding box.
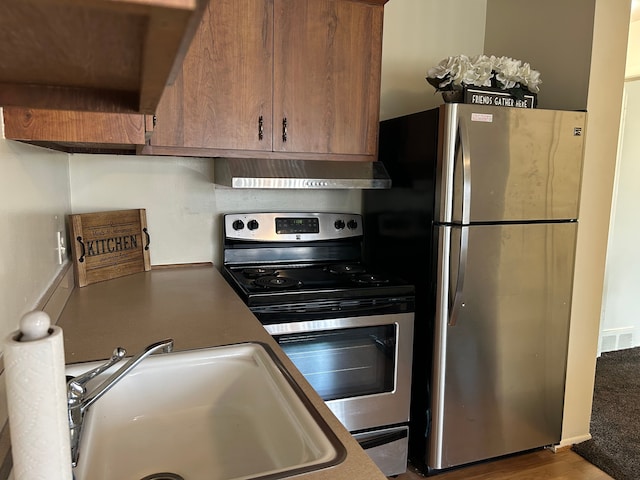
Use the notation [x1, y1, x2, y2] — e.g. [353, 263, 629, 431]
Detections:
[0, 0, 207, 114]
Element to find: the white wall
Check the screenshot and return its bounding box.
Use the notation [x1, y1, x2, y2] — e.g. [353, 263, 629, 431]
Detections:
[626, 4, 640, 77]
[600, 79, 640, 352]
[484, 0, 595, 111]
[628, 22, 640, 77]
[0, 117, 71, 340]
[380, 0, 487, 120]
[599, 11, 640, 353]
[68, 155, 361, 266]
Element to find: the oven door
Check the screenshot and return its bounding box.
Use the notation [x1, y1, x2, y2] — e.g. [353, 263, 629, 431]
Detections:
[264, 312, 414, 432]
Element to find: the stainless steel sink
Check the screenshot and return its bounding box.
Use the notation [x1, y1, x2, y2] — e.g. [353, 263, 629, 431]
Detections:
[66, 342, 345, 480]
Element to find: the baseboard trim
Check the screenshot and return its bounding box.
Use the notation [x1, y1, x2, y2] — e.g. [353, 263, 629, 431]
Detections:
[36, 261, 75, 321]
[552, 433, 593, 452]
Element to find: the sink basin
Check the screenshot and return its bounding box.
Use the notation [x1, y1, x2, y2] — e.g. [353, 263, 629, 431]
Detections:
[65, 342, 345, 480]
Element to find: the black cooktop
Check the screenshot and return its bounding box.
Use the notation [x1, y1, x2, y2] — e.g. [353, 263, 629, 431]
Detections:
[222, 262, 415, 307]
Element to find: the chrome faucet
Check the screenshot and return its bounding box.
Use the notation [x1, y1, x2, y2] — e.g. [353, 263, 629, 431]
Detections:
[67, 338, 174, 467]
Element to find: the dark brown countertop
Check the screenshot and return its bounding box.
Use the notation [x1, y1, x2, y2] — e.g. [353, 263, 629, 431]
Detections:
[57, 264, 387, 480]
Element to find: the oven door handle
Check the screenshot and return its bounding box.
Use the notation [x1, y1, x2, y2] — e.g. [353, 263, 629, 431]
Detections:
[253, 299, 413, 321]
[347, 302, 407, 314]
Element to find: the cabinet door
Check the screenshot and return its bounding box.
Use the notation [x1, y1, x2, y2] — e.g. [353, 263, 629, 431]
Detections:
[273, 0, 383, 157]
[149, 0, 273, 152]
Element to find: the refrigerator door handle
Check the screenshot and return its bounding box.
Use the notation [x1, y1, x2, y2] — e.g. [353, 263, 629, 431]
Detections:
[447, 117, 471, 326]
[458, 116, 472, 225]
[448, 226, 468, 327]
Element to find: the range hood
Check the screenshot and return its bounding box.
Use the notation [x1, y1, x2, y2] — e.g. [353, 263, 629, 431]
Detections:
[214, 158, 391, 189]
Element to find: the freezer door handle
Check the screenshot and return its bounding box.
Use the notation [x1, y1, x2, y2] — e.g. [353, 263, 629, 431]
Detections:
[448, 226, 468, 327]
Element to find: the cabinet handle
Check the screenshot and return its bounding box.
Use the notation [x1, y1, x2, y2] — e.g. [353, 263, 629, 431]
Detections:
[258, 116, 264, 141]
[282, 117, 288, 142]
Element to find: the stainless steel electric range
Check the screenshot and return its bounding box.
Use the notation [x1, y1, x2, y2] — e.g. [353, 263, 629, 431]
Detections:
[221, 212, 415, 477]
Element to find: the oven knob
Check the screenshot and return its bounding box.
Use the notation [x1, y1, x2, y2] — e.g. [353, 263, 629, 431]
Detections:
[247, 219, 259, 231]
[334, 219, 345, 230]
[232, 220, 245, 230]
[347, 219, 358, 229]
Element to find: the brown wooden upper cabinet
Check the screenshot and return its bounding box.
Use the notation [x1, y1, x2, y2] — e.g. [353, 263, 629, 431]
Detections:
[0, 0, 207, 114]
[143, 0, 388, 161]
[2, 107, 147, 154]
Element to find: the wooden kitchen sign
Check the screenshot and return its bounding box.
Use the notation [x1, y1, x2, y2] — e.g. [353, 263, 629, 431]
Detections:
[69, 209, 151, 287]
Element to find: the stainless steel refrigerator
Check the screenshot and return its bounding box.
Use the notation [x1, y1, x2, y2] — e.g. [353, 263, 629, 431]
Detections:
[363, 103, 587, 473]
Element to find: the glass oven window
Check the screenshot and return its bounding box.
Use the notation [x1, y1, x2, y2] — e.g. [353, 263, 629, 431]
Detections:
[274, 325, 396, 401]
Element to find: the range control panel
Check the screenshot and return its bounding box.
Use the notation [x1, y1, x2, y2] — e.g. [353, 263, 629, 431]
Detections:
[224, 212, 363, 242]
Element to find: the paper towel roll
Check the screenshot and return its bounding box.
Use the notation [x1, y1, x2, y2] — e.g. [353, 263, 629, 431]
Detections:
[4, 311, 73, 480]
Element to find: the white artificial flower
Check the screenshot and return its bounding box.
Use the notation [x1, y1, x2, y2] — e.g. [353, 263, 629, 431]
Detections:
[427, 56, 465, 89]
[451, 55, 474, 87]
[519, 63, 542, 93]
[468, 55, 494, 87]
[494, 56, 522, 89]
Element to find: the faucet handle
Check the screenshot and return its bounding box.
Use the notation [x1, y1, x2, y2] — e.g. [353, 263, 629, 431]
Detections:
[67, 347, 127, 392]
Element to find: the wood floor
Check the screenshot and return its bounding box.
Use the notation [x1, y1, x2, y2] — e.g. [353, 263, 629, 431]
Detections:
[390, 449, 612, 480]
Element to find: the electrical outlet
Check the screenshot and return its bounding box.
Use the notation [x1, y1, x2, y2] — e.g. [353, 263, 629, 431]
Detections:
[56, 231, 66, 265]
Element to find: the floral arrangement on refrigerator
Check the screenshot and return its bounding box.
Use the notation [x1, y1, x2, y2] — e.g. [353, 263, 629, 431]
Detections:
[426, 54, 542, 100]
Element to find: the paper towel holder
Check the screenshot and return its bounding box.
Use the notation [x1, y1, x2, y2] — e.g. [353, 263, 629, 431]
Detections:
[5, 311, 74, 480]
